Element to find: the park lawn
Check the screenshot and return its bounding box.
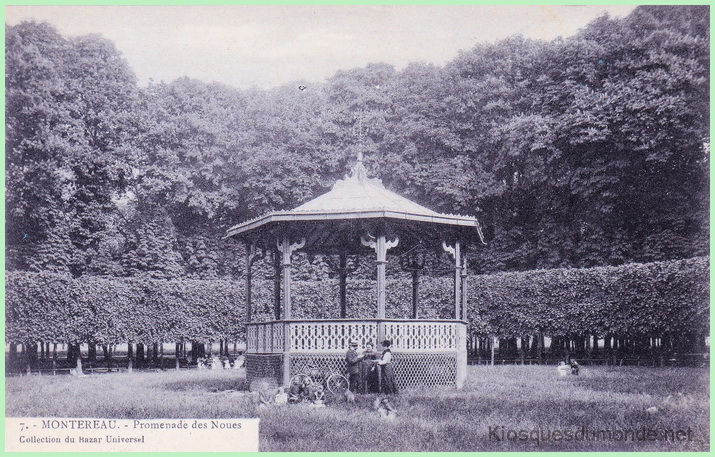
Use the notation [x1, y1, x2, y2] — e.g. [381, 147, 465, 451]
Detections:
[5, 365, 709, 451]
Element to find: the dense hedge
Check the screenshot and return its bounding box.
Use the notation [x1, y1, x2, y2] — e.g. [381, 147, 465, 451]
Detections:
[5, 257, 708, 345]
[469, 257, 709, 339]
[5, 274, 246, 344]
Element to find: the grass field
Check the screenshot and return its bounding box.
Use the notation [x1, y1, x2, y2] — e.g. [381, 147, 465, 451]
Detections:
[5, 365, 709, 451]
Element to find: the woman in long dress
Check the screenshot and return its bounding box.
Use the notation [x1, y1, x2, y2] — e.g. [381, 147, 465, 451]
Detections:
[360, 342, 378, 393]
[375, 339, 398, 395]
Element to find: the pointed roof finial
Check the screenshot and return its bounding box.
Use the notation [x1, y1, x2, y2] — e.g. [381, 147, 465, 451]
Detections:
[352, 111, 369, 180]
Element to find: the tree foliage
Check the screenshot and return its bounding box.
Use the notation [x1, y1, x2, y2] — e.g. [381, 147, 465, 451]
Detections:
[5, 7, 709, 279]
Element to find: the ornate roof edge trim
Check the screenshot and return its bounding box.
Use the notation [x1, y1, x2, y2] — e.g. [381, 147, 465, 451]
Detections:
[224, 210, 481, 238]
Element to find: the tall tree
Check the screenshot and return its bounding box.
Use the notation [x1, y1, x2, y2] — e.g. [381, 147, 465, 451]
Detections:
[6, 22, 139, 275]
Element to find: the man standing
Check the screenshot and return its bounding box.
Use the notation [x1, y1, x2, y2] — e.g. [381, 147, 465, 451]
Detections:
[345, 340, 363, 391]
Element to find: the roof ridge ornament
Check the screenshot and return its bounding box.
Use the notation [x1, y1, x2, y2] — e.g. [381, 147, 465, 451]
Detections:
[352, 112, 370, 181]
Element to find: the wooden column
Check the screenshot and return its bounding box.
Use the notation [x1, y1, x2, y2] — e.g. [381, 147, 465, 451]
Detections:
[326, 251, 358, 318]
[245, 240, 264, 323]
[361, 232, 399, 320]
[461, 257, 468, 321]
[376, 234, 387, 319]
[411, 269, 419, 319]
[244, 241, 261, 323]
[443, 240, 462, 320]
[339, 252, 348, 318]
[276, 235, 303, 387]
[277, 235, 305, 320]
[272, 246, 281, 320]
[454, 241, 462, 320]
[402, 254, 425, 319]
[362, 231, 398, 343]
[456, 322, 467, 389]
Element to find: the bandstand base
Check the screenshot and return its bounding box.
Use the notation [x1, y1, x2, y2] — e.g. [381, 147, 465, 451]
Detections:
[245, 352, 459, 391]
[245, 318, 467, 390]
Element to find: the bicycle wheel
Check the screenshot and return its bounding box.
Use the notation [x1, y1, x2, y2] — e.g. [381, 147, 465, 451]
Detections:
[326, 373, 349, 395]
[289, 374, 312, 387]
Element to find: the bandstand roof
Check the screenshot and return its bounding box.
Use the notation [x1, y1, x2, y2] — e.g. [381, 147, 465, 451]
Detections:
[226, 161, 484, 243]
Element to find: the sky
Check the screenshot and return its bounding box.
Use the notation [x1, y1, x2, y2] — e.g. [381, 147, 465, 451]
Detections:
[5, 5, 637, 90]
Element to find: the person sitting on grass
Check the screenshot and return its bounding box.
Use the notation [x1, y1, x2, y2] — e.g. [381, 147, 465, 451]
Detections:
[288, 378, 308, 403]
[306, 381, 326, 407]
[258, 389, 274, 407]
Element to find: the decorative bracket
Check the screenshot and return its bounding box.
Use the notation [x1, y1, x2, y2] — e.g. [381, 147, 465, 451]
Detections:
[442, 241, 457, 260]
[360, 233, 377, 249]
[246, 240, 265, 267]
[385, 237, 400, 251]
[277, 237, 306, 266]
[362, 232, 399, 262]
[442, 240, 463, 272]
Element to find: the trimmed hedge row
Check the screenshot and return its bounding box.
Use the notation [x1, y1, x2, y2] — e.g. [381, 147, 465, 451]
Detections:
[5, 257, 708, 345]
[5, 274, 246, 344]
[470, 257, 709, 339]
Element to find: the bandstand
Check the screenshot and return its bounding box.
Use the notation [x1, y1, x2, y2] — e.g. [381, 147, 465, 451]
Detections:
[226, 155, 484, 390]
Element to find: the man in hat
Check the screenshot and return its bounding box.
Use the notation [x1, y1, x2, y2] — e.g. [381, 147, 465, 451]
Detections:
[345, 340, 363, 392]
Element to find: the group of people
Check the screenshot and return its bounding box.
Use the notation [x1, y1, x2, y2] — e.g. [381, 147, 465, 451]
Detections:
[195, 354, 245, 370]
[287, 377, 325, 405]
[345, 339, 398, 395]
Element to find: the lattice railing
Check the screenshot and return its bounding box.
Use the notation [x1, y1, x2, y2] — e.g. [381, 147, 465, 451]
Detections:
[289, 321, 378, 352]
[384, 322, 457, 352]
[246, 319, 465, 354]
[246, 322, 284, 353]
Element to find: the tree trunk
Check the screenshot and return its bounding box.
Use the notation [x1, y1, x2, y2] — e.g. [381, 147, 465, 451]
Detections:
[175, 343, 181, 370]
[490, 336, 496, 366]
[9, 343, 18, 372]
[537, 332, 544, 364]
[88, 342, 97, 365]
[136, 343, 145, 368]
[159, 342, 164, 369]
[191, 341, 198, 361]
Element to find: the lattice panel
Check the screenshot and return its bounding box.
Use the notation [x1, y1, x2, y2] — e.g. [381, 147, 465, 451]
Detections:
[289, 354, 348, 382]
[289, 322, 378, 352]
[288, 353, 456, 390]
[384, 322, 457, 352]
[245, 354, 283, 386]
[392, 353, 457, 389]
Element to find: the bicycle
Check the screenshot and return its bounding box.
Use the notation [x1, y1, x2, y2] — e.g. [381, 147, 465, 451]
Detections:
[289, 364, 350, 396]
